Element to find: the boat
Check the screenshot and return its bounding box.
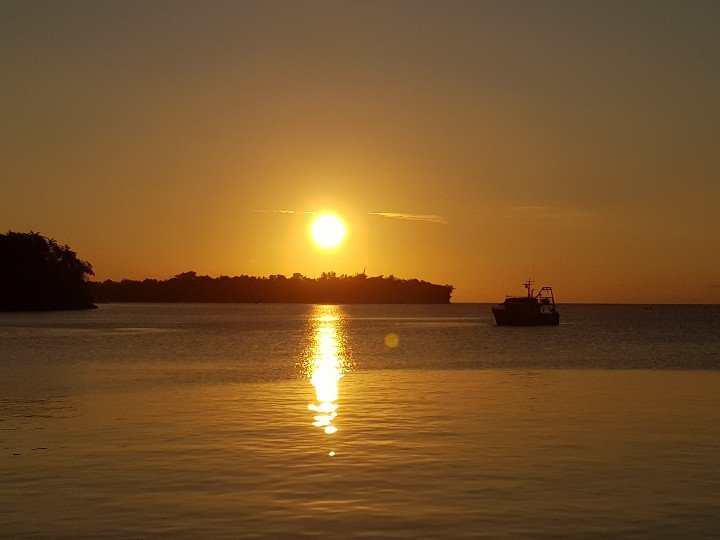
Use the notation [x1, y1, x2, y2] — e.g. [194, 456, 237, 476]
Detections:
[491, 279, 559, 326]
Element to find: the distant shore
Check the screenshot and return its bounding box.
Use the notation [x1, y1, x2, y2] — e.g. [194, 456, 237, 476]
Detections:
[91, 272, 454, 304]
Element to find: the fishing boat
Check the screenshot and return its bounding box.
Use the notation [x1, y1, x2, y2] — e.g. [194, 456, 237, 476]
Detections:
[491, 279, 559, 326]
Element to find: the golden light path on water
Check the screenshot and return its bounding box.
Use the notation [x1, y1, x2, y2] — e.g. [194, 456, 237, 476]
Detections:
[305, 305, 351, 446]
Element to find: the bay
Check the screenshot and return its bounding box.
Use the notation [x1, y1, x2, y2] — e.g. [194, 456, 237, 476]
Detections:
[1, 304, 719, 537]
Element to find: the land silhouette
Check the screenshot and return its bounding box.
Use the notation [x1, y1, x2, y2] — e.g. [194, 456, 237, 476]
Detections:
[92, 271, 454, 304]
[0, 231, 96, 311]
[2, 230, 453, 306]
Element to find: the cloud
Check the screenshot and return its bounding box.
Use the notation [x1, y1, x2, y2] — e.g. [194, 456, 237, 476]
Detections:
[253, 209, 314, 215]
[255, 209, 448, 224]
[370, 212, 447, 224]
[510, 206, 597, 219]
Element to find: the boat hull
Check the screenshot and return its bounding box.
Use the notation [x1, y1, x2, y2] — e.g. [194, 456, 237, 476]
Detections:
[491, 308, 559, 326]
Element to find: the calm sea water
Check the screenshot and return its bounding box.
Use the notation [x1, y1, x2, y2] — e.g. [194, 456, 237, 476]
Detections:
[1, 303, 720, 537]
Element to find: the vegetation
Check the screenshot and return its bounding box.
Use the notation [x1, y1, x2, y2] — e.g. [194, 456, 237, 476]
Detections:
[91, 271, 453, 304]
[0, 231, 96, 311]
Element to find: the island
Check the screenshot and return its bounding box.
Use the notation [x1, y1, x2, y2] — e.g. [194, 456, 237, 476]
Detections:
[91, 271, 454, 304]
[0, 231, 96, 311]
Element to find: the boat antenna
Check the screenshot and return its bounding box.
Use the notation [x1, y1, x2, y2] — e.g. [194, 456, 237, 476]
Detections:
[524, 277, 534, 297]
[532, 266, 536, 297]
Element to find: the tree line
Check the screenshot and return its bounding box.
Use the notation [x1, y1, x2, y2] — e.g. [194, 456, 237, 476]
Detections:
[1, 230, 453, 309]
[91, 271, 454, 304]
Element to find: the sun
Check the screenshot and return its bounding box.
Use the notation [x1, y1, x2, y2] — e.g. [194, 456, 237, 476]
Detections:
[310, 213, 347, 251]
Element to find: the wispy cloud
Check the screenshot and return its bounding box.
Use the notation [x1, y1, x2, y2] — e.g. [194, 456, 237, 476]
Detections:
[370, 212, 447, 224]
[510, 206, 597, 219]
[255, 209, 448, 224]
[253, 209, 314, 215]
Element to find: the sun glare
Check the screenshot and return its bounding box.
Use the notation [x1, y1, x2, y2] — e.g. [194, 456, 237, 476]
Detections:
[310, 213, 347, 250]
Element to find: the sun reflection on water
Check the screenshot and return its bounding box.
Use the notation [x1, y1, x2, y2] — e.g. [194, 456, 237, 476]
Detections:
[304, 305, 351, 439]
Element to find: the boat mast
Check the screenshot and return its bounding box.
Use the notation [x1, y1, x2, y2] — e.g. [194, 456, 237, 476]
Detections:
[523, 278, 534, 298]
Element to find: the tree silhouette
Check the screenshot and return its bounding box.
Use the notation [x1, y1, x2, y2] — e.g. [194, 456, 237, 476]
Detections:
[0, 231, 96, 311]
[91, 271, 454, 304]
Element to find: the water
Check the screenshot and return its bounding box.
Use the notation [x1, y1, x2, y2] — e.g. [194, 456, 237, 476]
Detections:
[1, 303, 720, 537]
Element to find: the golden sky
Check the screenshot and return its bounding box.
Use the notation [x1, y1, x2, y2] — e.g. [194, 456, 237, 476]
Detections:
[2, 1, 719, 303]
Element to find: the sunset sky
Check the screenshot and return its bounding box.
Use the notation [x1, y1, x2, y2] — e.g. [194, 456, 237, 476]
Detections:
[3, 1, 719, 303]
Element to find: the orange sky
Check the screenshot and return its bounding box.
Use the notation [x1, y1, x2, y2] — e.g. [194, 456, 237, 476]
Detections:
[2, 1, 719, 303]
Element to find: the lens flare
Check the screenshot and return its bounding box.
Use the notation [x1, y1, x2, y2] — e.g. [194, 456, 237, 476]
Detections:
[384, 333, 400, 348]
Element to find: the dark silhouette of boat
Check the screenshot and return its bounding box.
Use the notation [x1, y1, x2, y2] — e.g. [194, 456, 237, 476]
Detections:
[491, 279, 559, 326]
